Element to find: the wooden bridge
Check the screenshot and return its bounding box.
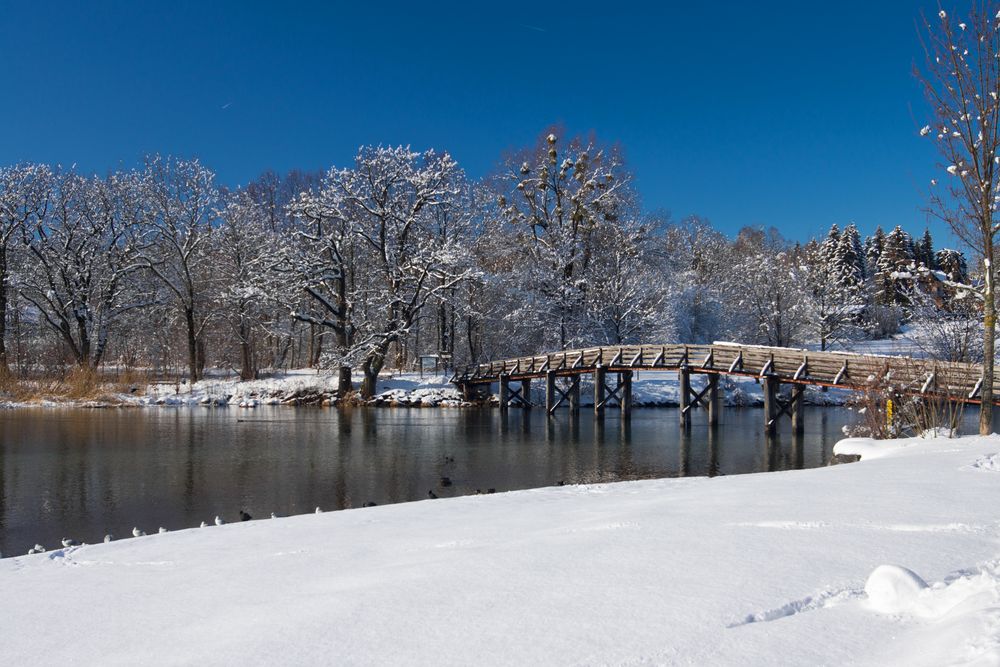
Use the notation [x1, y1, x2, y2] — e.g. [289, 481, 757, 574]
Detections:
[451, 343, 990, 433]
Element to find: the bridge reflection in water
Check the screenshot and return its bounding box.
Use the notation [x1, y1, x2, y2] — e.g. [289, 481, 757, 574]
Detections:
[0, 407, 854, 555]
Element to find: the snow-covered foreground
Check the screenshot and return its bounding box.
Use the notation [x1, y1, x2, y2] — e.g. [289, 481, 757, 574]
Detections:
[2, 435, 999, 665]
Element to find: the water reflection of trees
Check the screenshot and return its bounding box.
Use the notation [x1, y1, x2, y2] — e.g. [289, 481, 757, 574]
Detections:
[0, 406, 859, 555]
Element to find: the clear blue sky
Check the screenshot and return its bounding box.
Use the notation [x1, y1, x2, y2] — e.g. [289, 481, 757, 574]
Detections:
[0, 1, 949, 243]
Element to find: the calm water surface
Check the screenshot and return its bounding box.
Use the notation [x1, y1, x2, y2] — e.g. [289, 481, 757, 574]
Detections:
[0, 406, 858, 555]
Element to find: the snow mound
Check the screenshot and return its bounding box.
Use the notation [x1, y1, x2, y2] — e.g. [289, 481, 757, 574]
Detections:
[833, 437, 910, 460]
[866, 562, 1000, 666]
[864, 565, 928, 614]
[970, 453, 1000, 472]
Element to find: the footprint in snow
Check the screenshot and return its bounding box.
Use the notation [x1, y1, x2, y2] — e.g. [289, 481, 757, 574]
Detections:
[728, 587, 865, 628]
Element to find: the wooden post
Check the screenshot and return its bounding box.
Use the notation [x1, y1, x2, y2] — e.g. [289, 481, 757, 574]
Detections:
[545, 371, 557, 414]
[707, 374, 719, 426]
[499, 374, 509, 413]
[679, 366, 691, 429]
[621, 370, 633, 418]
[594, 365, 606, 416]
[763, 375, 778, 434]
[791, 385, 804, 435]
[569, 377, 581, 413]
[520, 379, 532, 409]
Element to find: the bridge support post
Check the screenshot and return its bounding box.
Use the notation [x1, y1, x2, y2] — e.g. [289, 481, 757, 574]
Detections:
[763, 375, 778, 435]
[707, 374, 720, 426]
[545, 371, 557, 414]
[594, 365, 606, 416]
[791, 385, 805, 435]
[499, 374, 510, 413]
[679, 366, 691, 429]
[621, 370, 632, 418]
[569, 377, 581, 413]
[521, 379, 532, 409]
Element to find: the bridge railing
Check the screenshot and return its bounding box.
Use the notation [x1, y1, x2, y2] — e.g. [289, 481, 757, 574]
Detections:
[451, 343, 993, 404]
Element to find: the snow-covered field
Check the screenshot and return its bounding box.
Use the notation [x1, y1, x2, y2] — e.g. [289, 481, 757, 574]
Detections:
[2, 434, 998, 665]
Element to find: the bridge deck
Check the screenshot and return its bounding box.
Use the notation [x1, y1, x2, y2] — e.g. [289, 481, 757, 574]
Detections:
[451, 343, 994, 404]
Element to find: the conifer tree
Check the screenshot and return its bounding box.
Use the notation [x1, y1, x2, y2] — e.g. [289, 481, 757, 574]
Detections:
[916, 228, 936, 269]
[875, 226, 915, 305]
[864, 226, 886, 278]
[836, 223, 866, 287]
[936, 248, 968, 283]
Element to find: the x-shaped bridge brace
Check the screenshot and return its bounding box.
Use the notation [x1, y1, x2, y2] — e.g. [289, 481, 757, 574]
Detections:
[546, 375, 581, 414]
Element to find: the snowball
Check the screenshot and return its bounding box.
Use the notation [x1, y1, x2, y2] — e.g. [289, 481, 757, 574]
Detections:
[865, 565, 928, 614]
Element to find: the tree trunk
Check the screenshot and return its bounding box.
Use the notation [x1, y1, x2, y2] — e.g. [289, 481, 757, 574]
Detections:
[239, 327, 255, 381]
[338, 365, 353, 397]
[240, 340, 254, 380]
[308, 322, 316, 368]
[361, 362, 380, 399]
[360, 344, 387, 399]
[185, 306, 199, 381]
[311, 332, 324, 367]
[981, 258, 995, 435]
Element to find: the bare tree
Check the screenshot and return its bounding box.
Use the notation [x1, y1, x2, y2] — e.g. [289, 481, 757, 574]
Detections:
[0, 164, 52, 372]
[284, 173, 358, 395]
[216, 189, 277, 380]
[18, 169, 147, 367]
[138, 156, 218, 381]
[585, 222, 666, 344]
[286, 147, 474, 398]
[487, 130, 634, 350]
[724, 229, 809, 348]
[917, 4, 1000, 433]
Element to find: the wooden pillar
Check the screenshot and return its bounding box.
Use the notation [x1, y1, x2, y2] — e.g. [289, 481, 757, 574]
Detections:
[545, 371, 557, 414]
[462, 383, 484, 402]
[569, 377, 581, 413]
[621, 370, 633, 418]
[594, 365, 606, 416]
[678, 366, 691, 429]
[763, 375, 778, 435]
[791, 385, 804, 435]
[520, 379, 532, 409]
[499, 374, 509, 413]
[707, 374, 720, 426]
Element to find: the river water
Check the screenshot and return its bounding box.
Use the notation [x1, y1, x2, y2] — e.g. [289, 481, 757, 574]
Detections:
[0, 406, 858, 555]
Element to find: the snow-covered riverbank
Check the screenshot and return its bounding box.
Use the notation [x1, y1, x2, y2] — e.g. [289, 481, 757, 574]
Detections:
[137, 369, 793, 408]
[0, 368, 848, 409]
[2, 434, 998, 665]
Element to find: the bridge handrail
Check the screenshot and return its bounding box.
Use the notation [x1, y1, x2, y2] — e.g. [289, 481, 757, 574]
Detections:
[450, 343, 992, 404]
